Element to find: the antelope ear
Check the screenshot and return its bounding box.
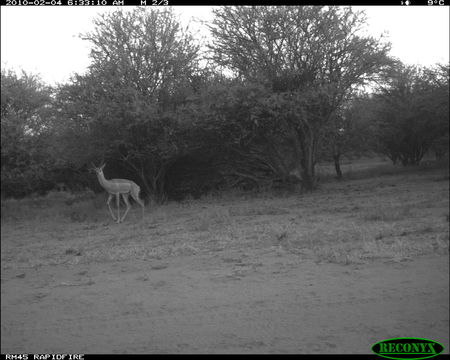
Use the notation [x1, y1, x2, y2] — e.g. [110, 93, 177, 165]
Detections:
[100, 163, 106, 170]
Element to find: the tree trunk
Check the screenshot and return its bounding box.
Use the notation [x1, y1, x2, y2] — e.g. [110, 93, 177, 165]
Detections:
[151, 176, 165, 203]
[152, 160, 176, 203]
[138, 171, 152, 201]
[333, 153, 342, 179]
[295, 124, 318, 191]
[435, 148, 445, 160]
[300, 146, 318, 190]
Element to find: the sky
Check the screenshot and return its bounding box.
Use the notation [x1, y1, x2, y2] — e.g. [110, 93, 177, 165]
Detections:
[1, 6, 449, 86]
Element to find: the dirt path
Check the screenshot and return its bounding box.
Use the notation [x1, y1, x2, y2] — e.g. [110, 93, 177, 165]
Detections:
[1, 250, 448, 354]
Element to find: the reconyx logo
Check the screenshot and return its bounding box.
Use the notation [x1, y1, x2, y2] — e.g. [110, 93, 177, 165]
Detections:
[372, 337, 445, 360]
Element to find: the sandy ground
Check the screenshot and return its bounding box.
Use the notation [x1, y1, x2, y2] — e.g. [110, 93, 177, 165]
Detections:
[1, 249, 448, 354]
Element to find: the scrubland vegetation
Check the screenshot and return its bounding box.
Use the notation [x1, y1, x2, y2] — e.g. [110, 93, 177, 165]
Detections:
[2, 158, 448, 269]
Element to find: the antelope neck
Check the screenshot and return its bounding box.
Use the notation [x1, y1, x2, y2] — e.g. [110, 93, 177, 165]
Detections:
[97, 171, 112, 188]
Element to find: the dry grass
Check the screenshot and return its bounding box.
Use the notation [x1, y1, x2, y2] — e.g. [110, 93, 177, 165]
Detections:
[1, 158, 449, 268]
